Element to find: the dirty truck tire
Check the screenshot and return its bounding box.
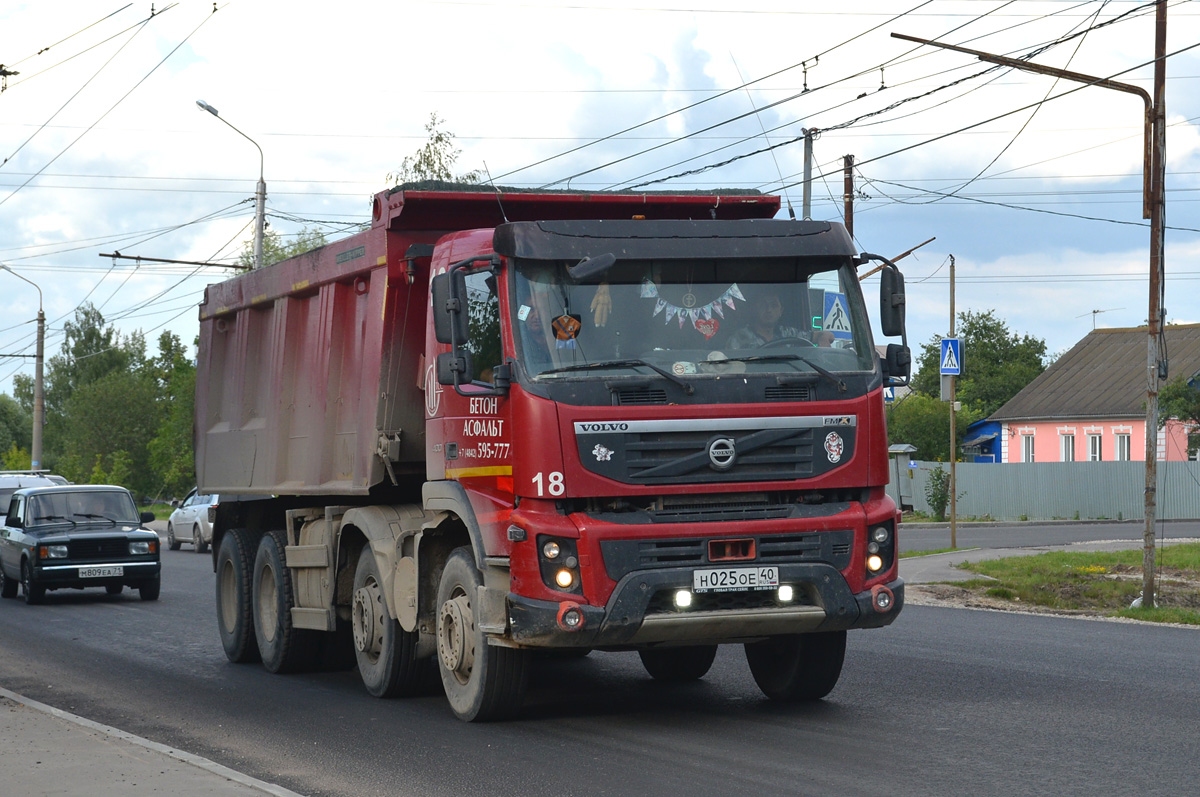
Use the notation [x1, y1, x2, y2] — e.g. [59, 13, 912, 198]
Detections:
[353, 545, 422, 697]
[166, 524, 181, 551]
[638, 645, 718, 682]
[436, 547, 528, 722]
[744, 631, 846, 702]
[253, 530, 316, 673]
[22, 559, 45, 605]
[216, 528, 261, 663]
[1, 567, 18, 598]
[139, 575, 161, 601]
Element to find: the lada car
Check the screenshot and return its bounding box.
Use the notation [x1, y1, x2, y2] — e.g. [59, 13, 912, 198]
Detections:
[0, 484, 161, 604]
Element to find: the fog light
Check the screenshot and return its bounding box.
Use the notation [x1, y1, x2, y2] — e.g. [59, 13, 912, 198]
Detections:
[867, 554, 884, 572]
[777, 585, 794, 602]
[674, 589, 693, 608]
[555, 568, 575, 589]
[867, 541, 880, 554]
[872, 584, 896, 613]
[557, 601, 585, 631]
[543, 541, 561, 559]
[871, 526, 890, 544]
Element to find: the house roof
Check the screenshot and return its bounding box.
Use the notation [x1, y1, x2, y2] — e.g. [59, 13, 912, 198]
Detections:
[990, 324, 1200, 422]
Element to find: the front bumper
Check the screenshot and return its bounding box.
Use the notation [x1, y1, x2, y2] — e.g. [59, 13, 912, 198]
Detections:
[34, 560, 161, 588]
[507, 562, 903, 648]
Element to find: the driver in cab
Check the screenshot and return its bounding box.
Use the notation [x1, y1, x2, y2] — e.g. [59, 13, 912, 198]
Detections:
[729, 292, 827, 349]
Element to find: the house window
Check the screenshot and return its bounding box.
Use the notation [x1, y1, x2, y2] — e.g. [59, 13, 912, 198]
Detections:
[1060, 434, 1075, 462]
[1115, 433, 1131, 462]
[1088, 434, 1102, 462]
[1022, 434, 1035, 463]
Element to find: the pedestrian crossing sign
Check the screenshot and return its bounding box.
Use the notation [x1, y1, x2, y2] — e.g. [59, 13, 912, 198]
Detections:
[940, 337, 962, 375]
[822, 292, 853, 339]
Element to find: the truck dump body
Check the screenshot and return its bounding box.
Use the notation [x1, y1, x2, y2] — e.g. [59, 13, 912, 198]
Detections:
[196, 186, 779, 496]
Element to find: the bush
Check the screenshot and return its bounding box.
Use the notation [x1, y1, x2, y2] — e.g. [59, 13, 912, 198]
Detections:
[925, 465, 951, 522]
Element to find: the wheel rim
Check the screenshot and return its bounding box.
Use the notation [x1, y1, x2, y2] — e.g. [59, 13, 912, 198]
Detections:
[438, 587, 474, 685]
[352, 576, 383, 662]
[257, 563, 278, 642]
[219, 558, 238, 630]
[167, 525, 175, 546]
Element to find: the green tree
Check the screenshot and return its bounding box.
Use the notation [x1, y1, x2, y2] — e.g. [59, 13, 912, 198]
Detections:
[1160, 377, 1200, 458]
[887, 393, 982, 462]
[3, 442, 30, 470]
[386, 112, 482, 185]
[910, 309, 1047, 416]
[0, 393, 30, 452]
[148, 366, 196, 499]
[237, 226, 329, 270]
[62, 370, 161, 497]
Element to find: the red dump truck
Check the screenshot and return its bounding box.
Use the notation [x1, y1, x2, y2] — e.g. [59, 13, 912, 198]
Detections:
[196, 183, 911, 721]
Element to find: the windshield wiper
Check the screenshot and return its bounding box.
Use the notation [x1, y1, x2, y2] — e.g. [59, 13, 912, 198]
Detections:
[538, 358, 694, 395]
[716, 354, 846, 392]
[34, 515, 76, 526]
[74, 513, 118, 525]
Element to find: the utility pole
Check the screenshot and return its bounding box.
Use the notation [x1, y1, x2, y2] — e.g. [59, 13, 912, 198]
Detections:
[843, 154, 855, 240]
[802, 130, 815, 220]
[0, 265, 44, 469]
[894, 0, 1168, 606]
[949, 255, 957, 550]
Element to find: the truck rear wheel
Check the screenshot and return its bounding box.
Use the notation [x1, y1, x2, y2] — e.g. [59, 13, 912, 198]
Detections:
[352, 546, 422, 697]
[638, 645, 718, 682]
[436, 547, 527, 722]
[253, 530, 317, 673]
[744, 631, 846, 702]
[216, 528, 261, 663]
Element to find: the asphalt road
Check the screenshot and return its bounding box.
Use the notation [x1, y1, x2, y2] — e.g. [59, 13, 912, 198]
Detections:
[899, 518, 1200, 553]
[1, 527, 1197, 797]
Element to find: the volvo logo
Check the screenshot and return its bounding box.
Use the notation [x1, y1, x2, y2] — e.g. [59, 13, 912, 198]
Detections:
[708, 436, 737, 471]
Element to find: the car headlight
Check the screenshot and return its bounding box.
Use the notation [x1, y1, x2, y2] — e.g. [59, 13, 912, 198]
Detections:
[129, 540, 155, 555]
[41, 545, 68, 559]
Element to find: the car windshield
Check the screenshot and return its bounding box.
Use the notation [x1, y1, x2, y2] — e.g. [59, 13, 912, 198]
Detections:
[511, 257, 875, 380]
[28, 491, 140, 526]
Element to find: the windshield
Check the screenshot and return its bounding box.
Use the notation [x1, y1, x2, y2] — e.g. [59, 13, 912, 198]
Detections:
[28, 490, 140, 526]
[512, 258, 875, 379]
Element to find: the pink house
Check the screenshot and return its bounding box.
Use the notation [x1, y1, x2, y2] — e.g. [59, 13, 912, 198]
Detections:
[990, 325, 1200, 463]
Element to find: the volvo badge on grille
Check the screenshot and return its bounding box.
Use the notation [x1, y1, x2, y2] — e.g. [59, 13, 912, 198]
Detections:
[708, 436, 736, 470]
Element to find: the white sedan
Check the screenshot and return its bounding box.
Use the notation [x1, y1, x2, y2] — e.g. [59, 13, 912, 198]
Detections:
[166, 489, 219, 553]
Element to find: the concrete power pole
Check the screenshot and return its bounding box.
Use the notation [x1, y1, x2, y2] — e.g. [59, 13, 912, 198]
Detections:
[894, 0, 1169, 605]
[843, 155, 855, 240]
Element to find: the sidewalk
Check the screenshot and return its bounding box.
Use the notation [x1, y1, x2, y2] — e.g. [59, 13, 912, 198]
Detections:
[901, 537, 1200, 584]
[0, 687, 304, 797]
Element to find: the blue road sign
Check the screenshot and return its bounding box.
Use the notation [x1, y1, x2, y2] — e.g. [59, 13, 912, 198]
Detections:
[822, 292, 853, 340]
[940, 337, 962, 376]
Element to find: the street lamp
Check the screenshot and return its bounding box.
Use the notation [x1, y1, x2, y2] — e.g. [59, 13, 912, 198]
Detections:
[0, 264, 45, 470]
[196, 99, 266, 269]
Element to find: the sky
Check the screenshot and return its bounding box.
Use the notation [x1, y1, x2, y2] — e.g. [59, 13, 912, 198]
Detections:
[2, 0, 1200, 398]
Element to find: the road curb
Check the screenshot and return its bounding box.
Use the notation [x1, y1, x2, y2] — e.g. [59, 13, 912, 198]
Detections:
[0, 686, 305, 797]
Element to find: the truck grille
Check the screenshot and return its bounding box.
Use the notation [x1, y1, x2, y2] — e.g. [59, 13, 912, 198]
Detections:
[574, 417, 856, 486]
[600, 529, 854, 582]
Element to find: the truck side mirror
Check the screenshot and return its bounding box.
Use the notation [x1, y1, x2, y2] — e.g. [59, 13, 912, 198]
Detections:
[883, 343, 911, 387]
[436, 350, 475, 386]
[431, 272, 469, 345]
[879, 267, 905, 338]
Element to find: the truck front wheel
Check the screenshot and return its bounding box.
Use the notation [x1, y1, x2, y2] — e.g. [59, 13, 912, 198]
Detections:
[436, 547, 527, 721]
[216, 528, 262, 663]
[744, 631, 846, 702]
[638, 645, 718, 682]
[352, 546, 422, 697]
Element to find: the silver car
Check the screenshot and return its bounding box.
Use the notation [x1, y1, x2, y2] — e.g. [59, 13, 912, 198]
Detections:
[166, 488, 218, 553]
